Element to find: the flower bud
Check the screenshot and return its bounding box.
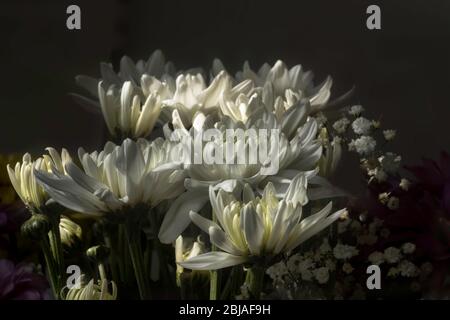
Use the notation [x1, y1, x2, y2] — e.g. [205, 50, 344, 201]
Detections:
[21, 214, 51, 240]
[86, 245, 110, 262]
[59, 215, 82, 249]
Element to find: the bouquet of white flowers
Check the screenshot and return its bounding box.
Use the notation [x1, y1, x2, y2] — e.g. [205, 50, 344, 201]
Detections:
[5, 50, 449, 300]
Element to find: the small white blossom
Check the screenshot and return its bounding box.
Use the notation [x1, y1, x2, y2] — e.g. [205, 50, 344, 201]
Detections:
[286, 254, 302, 273]
[383, 129, 396, 141]
[348, 105, 364, 116]
[349, 136, 376, 155]
[352, 117, 372, 135]
[384, 247, 402, 264]
[378, 192, 390, 204]
[401, 242, 416, 254]
[398, 260, 419, 277]
[333, 244, 359, 260]
[378, 152, 401, 173]
[342, 263, 354, 274]
[368, 167, 387, 182]
[313, 267, 330, 284]
[332, 117, 350, 134]
[387, 196, 399, 210]
[399, 178, 411, 191]
[368, 251, 384, 265]
[266, 261, 288, 282]
[372, 120, 381, 129]
[298, 257, 315, 271]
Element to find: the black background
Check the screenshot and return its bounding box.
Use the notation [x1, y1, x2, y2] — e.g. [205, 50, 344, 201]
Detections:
[1, 0, 449, 190]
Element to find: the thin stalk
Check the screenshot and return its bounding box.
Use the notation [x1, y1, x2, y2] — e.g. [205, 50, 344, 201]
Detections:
[245, 266, 265, 299]
[103, 231, 119, 285]
[220, 266, 244, 299]
[124, 224, 151, 299]
[98, 262, 107, 282]
[210, 212, 220, 300]
[40, 236, 59, 299]
[48, 214, 64, 294]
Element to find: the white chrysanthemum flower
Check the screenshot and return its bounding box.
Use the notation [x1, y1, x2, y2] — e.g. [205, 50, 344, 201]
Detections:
[98, 80, 166, 139]
[332, 243, 359, 260]
[76, 50, 174, 97]
[157, 113, 340, 244]
[163, 71, 253, 129]
[62, 276, 117, 300]
[348, 135, 376, 155]
[332, 117, 350, 134]
[384, 247, 402, 264]
[383, 129, 396, 141]
[7, 148, 72, 212]
[178, 173, 346, 270]
[34, 138, 186, 217]
[348, 105, 364, 116]
[351, 117, 372, 135]
[218, 59, 333, 111]
[219, 91, 315, 141]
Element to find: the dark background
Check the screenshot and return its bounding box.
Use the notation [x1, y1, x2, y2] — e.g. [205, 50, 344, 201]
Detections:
[1, 0, 449, 189]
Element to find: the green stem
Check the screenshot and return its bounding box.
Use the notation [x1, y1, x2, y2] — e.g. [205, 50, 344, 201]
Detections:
[48, 214, 64, 295]
[210, 270, 218, 300]
[104, 231, 119, 285]
[210, 210, 220, 300]
[124, 224, 151, 299]
[245, 266, 265, 299]
[40, 236, 59, 299]
[220, 266, 244, 299]
[98, 262, 107, 282]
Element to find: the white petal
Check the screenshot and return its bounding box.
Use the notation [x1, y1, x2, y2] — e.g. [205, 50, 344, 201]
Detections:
[209, 226, 243, 255]
[158, 191, 209, 244]
[241, 204, 264, 255]
[284, 173, 308, 206]
[189, 211, 220, 234]
[178, 252, 247, 270]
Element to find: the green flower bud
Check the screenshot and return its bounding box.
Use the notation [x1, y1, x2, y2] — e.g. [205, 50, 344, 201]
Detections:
[21, 214, 51, 240]
[86, 245, 110, 262]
